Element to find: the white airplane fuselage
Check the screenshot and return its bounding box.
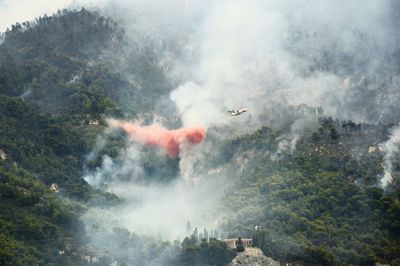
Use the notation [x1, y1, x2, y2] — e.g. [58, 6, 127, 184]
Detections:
[229, 109, 248, 116]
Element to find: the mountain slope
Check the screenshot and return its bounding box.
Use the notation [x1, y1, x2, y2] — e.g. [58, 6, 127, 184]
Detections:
[217, 119, 400, 265]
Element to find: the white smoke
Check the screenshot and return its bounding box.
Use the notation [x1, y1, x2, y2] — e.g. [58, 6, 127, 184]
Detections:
[83, 128, 225, 240]
[83, 178, 222, 240]
[168, 0, 394, 130]
[2, 0, 395, 130]
[170, 0, 291, 129]
[379, 125, 400, 188]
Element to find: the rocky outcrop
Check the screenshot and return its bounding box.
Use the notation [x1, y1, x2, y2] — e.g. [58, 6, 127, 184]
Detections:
[230, 253, 280, 266]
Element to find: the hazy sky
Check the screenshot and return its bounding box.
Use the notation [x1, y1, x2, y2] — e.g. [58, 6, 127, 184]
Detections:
[0, 0, 104, 32]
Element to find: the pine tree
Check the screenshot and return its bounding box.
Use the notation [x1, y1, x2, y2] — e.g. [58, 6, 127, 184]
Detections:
[236, 237, 245, 252]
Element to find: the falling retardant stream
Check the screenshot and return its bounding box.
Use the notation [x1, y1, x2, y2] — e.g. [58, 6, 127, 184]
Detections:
[108, 119, 206, 158]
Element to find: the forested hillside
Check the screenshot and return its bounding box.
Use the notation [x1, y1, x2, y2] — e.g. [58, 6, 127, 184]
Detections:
[0, 163, 84, 265]
[218, 119, 400, 265]
[0, 8, 172, 117]
[0, 9, 138, 265]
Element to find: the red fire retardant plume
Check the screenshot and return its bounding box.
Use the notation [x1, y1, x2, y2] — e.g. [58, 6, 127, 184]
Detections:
[120, 122, 206, 158]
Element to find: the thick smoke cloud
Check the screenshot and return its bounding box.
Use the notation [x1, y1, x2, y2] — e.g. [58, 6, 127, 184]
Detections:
[168, 0, 397, 130]
[84, 120, 215, 242]
[84, 138, 224, 240]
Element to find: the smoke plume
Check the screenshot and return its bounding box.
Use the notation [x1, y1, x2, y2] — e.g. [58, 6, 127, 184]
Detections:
[167, 0, 397, 131]
[379, 125, 400, 188]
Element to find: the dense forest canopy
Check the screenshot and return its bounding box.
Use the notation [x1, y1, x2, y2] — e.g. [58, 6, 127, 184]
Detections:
[0, 3, 399, 266]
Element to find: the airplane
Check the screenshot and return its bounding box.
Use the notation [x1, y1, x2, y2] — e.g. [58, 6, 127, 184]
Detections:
[227, 108, 248, 116]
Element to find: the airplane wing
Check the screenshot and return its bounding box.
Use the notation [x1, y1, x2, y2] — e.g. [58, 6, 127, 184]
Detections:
[227, 109, 247, 116]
